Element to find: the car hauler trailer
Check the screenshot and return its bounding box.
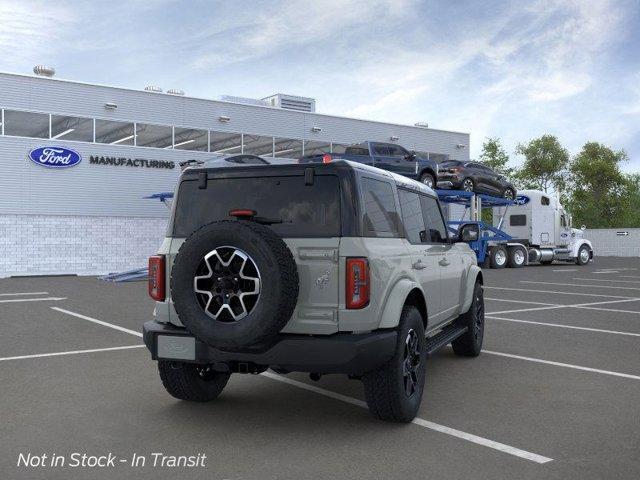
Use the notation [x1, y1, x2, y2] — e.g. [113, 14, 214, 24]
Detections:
[437, 189, 593, 268]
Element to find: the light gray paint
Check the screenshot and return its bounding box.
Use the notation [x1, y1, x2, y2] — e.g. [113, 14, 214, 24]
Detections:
[583, 228, 640, 257]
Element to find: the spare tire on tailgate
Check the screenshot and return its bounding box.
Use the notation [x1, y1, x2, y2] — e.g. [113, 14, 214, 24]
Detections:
[171, 220, 299, 349]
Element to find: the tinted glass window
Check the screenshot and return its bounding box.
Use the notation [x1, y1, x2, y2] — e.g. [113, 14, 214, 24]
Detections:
[136, 123, 173, 148]
[210, 131, 242, 154]
[273, 137, 303, 158]
[362, 178, 400, 236]
[541, 196, 550, 206]
[420, 195, 448, 243]
[173, 128, 208, 151]
[4, 110, 49, 138]
[51, 114, 93, 142]
[173, 175, 340, 238]
[344, 146, 369, 156]
[243, 134, 273, 156]
[398, 189, 426, 244]
[95, 119, 134, 145]
[387, 145, 407, 158]
[510, 214, 527, 226]
[372, 144, 390, 156]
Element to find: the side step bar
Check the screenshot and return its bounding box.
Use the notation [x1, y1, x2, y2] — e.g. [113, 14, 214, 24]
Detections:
[425, 324, 468, 356]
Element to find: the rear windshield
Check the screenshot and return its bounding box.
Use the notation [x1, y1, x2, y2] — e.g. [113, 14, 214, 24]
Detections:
[172, 174, 341, 238]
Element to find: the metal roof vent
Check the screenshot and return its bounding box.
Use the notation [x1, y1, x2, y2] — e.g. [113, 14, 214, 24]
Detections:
[262, 94, 316, 112]
[144, 85, 163, 93]
[33, 65, 55, 77]
[414, 122, 429, 128]
[167, 89, 185, 96]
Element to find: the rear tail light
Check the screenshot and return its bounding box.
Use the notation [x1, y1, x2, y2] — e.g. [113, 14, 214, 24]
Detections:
[322, 154, 332, 164]
[346, 257, 370, 309]
[148, 255, 165, 301]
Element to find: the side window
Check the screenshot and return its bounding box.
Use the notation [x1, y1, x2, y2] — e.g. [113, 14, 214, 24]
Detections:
[510, 214, 527, 226]
[387, 145, 407, 158]
[398, 189, 427, 244]
[541, 196, 550, 206]
[372, 144, 390, 156]
[361, 178, 400, 237]
[420, 195, 449, 243]
[560, 215, 567, 227]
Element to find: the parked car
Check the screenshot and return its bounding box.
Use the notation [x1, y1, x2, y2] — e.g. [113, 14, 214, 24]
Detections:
[437, 160, 517, 199]
[299, 141, 439, 188]
[144, 160, 484, 422]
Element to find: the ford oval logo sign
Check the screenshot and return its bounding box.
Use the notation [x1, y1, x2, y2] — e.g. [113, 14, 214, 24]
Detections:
[514, 195, 530, 206]
[28, 146, 82, 168]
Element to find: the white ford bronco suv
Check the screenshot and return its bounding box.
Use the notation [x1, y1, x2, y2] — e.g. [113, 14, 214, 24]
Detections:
[143, 160, 484, 422]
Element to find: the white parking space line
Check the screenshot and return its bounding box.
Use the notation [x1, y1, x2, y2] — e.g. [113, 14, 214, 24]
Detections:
[487, 298, 640, 316]
[487, 316, 640, 337]
[620, 275, 640, 279]
[486, 286, 638, 299]
[262, 372, 553, 464]
[0, 291, 49, 296]
[482, 350, 640, 381]
[0, 297, 66, 304]
[574, 305, 640, 315]
[38, 307, 554, 464]
[485, 298, 559, 307]
[593, 271, 619, 274]
[51, 307, 143, 338]
[572, 278, 640, 284]
[0, 345, 145, 362]
[553, 269, 578, 272]
[487, 305, 565, 315]
[521, 281, 640, 291]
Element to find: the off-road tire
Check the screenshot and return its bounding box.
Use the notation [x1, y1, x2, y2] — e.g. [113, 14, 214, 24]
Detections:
[171, 220, 299, 349]
[158, 361, 230, 402]
[362, 305, 426, 423]
[452, 281, 484, 357]
[419, 172, 436, 189]
[507, 246, 526, 268]
[489, 245, 507, 269]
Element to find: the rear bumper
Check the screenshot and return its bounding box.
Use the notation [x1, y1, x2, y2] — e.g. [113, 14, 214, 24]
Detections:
[143, 320, 397, 375]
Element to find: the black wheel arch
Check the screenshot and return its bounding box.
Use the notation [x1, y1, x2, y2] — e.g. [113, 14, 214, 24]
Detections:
[404, 288, 428, 330]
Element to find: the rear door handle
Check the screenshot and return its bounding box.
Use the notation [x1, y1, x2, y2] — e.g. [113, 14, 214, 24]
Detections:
[412, 260, 427, 270]
[439, 257, 450, 267]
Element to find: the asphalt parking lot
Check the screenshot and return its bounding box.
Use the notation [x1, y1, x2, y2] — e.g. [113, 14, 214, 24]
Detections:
[1, 257, 639, 480]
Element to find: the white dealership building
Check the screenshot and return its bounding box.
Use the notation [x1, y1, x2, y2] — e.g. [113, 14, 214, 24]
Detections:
[0, 69, 470, 277]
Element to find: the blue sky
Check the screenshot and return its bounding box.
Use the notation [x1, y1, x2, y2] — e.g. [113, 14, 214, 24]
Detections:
[1, 0, 639, 171]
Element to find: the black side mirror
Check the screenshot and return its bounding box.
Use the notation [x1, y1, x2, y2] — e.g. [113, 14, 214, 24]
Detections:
[459, 223, 479, 242]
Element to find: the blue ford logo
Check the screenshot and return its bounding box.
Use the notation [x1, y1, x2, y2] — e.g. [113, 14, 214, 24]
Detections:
[514, 195, 530, 205]
[28, 146, 82, 168]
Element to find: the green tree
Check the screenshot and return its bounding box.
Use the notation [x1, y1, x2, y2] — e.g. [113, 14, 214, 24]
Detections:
[622, 174, 640, 227]
[479, 137, 514, 177]
[514, 135, 569, 193]
[566, 142, 629, 228]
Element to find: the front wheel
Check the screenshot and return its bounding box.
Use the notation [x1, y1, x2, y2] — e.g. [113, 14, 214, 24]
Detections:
[158, 361, 230, 402]
[452, 281, 484, 357]
[576, 245, 591, 265]
[419, 172, 435, 189]
[362, 305, 426, 422]
[462, 178, 475, 192]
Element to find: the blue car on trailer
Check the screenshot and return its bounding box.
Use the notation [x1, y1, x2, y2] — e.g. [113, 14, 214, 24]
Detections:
[436, 190, 527, 268]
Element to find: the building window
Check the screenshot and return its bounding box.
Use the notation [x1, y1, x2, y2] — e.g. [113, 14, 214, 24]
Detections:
[136, 123, 173, 148]
[273, 137, 303, 158]
[210, 131, 243, 154]
[3, 110, 49, 138]
[303, 140, 331, 156]
[95, 119, 135, 145]
[331, 143, 349, 154]
[173, 127, 208, 151]
[51, 114, 93, 142]
[242, 134, 273, 156]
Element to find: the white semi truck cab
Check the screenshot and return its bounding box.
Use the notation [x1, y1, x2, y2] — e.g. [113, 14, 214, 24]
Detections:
[493, 189, 593, 266]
